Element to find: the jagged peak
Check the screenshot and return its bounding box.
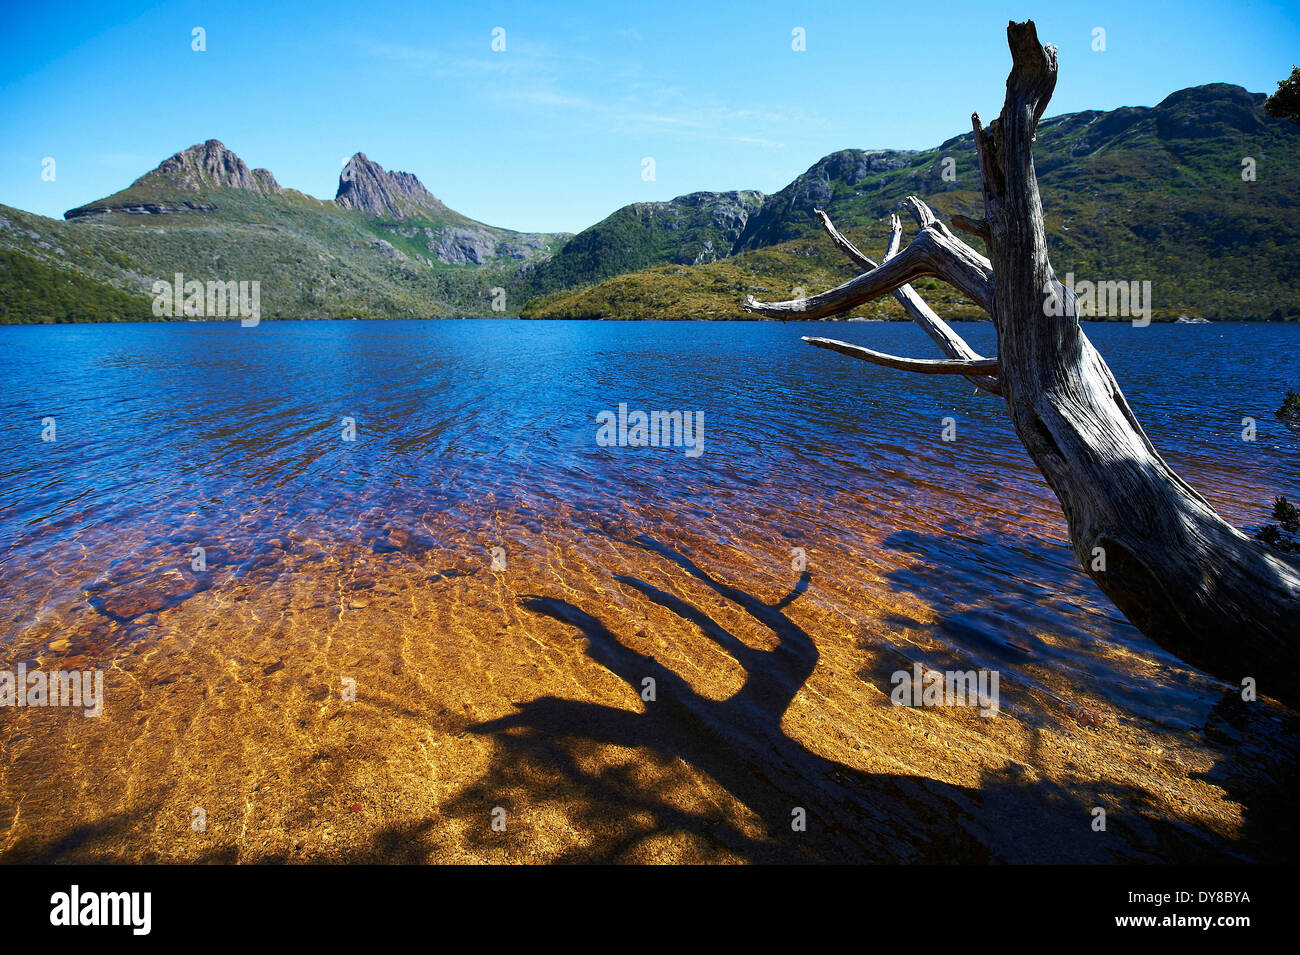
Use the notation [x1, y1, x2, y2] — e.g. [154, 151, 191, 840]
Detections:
[336, 152, 446, 219]
[135, 139, 282, 196]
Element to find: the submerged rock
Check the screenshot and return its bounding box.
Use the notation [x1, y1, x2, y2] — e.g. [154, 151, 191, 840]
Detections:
[86, 568, 205, 622]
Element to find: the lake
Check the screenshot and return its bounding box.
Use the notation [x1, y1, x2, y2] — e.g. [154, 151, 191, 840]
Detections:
[0, 318, 1297, 863]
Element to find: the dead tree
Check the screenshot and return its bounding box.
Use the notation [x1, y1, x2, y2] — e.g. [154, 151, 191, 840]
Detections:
[744, 20, 1300, 707]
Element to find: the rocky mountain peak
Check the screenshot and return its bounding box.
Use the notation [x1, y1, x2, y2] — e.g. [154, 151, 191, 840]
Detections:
[143, 139, 282, 196]
[335, 153, 447, 220]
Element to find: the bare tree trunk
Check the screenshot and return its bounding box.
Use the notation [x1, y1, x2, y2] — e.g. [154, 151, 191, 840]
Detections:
[745, 20, 1300, 706]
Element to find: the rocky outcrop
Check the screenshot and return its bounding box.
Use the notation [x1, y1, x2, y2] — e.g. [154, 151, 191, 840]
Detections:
[425, 226, 497, 264]
[496, 234, 559, 260]
[64, 140, 280, 219]
[369, 223, 560, 266]
[147, 139, 283, 194]
[368, 238, 407, 260]
[733, 149, 913, 252]
[626, 191, 765, 250]
[66, 200, 218, 219]
[692, 239, 717, 265]
[336, 153, 449, 220]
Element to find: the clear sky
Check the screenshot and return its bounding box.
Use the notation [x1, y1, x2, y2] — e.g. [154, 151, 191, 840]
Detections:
[1, 0, 1297, 233]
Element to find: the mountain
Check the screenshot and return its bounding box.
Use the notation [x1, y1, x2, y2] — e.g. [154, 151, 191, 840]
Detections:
[334, 152, 563, 268]
[3, 83, 1299, 323]
[515, 190, 765, 297]
[65, 140, 283, 218]
[523, 83, 1300, 322]
[1, 141, 570, 322]
[60, 142, 565, 269]
[730, 149, 915, 252]
[336, 152, 446, 219]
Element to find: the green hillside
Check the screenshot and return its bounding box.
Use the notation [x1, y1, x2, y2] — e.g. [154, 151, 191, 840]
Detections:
[513, 191, 765, 298]
[2, 142, 567, 321]
[524, 84, 1300, 322]
[2, 85, 1297, 323]
[0, 250, 153, 323]
[1, 195, 520, 319]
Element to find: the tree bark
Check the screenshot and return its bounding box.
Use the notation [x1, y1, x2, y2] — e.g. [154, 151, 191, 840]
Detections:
[745, 20, 1300, 707]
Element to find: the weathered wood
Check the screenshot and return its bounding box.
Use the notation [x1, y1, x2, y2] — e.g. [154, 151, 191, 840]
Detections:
[976, 21, 1299, 704]
[881, 212, 1002, 396]
[813, 208, 875, 271]
[950, 213, 990, 241]
[746, 19, 1300, 705]
[802, 337, 999, 375]
[811, 208, 1001, 395]
[747, 201, 995, 319]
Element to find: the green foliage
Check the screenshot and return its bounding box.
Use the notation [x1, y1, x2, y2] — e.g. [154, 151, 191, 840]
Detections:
[1274, 495, 1300, 533]
[527, 84, 1300, 322]
[0, 193, 525, 321]
[1266, 67, 1300, 124]
[0, 250, 152, 323]
[3, 83, 1298, 324]
[1277, 389, 1300, 421]
[514, 192, 764, 300]
[1255, 494, 1300, 555]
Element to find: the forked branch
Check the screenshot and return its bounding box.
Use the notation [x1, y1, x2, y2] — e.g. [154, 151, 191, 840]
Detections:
[756, 201, 1001, 394]
[744, 197, 995, 319]
[814, 209, 875, 271]
[739, 16, 1300, 706]
[880, 212, 1001, 395]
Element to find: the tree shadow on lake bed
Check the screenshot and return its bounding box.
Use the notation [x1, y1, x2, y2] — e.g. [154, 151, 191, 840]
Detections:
[9, 531, 1291, 864]
[872, 523, 1299, 864]
[421, 533, 1283, 864]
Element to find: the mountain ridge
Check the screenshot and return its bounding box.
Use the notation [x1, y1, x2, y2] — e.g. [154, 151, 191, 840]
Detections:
[335, 152, 450, 220]
[65, 140, 284, 219]
[3, 82, 1298, 322]
[522, 82, 1300, 322]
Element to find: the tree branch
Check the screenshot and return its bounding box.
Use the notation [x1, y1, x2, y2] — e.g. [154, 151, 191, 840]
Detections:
[802, 337, 999, 375]
[950, 214, 990, 241]
[815, 208, 995, 391]
[881, 213, 1002, 395]
[742, 242, 934, 319]
[762, 200, 1003, 393]
[814, 208, 875, 271]
[750, 16, 1300, 704]
[902, 195, 937, 228]
[746, 232, 993, 318]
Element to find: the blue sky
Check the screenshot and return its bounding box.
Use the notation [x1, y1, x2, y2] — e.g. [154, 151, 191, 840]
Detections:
[1, 0, 1297, 233]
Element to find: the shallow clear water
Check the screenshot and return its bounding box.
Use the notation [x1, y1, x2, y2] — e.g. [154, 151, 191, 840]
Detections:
[0, 318, 1296, 863]
[3, 319, 1295, 648]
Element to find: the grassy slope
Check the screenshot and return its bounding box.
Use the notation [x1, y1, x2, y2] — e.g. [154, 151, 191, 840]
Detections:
[525, 85, 1300, 322]
[1, 190, 532, 320]
[3, 85, 1297, 323]
[0, 250, 153, 323]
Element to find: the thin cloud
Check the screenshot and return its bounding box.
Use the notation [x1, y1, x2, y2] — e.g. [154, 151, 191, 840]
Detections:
[364, 35, 828, 149]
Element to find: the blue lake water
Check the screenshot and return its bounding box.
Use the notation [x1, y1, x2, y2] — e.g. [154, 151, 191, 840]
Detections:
[0, 318, 1297, 862]
[2, 318, 1295, 582]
